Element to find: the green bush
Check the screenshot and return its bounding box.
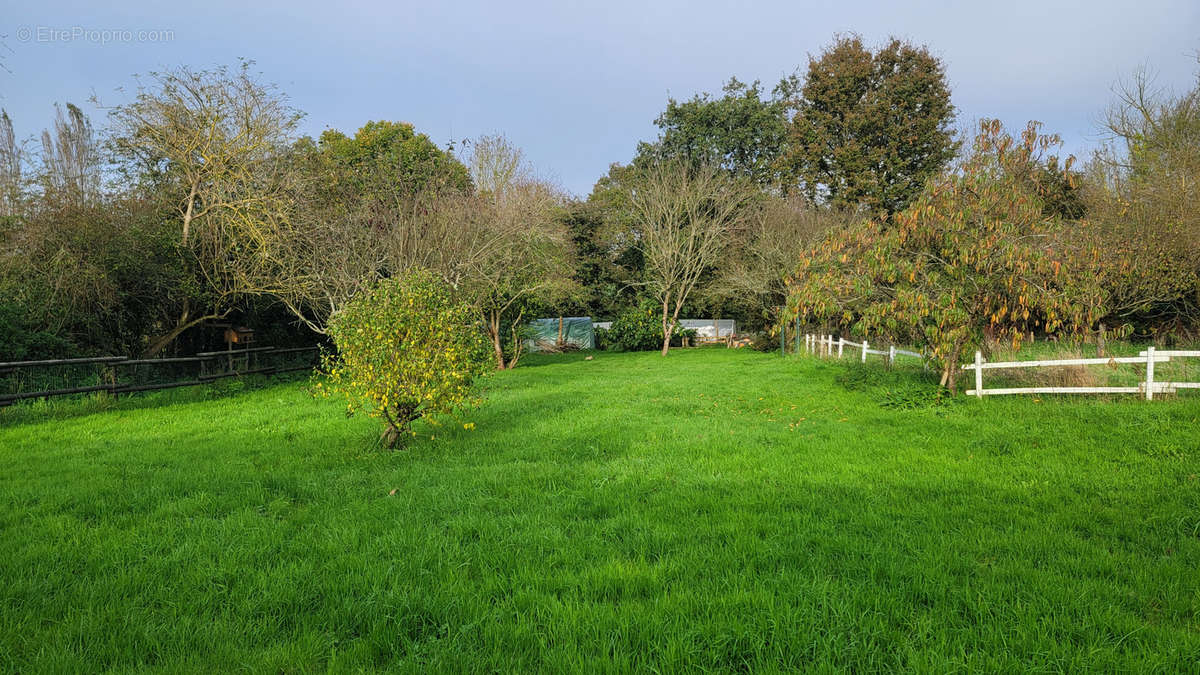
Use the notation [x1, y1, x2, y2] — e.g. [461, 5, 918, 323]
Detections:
[318, 271, 490, 448]
[0, 302, 76, 362]
[605, 301, 691, 352]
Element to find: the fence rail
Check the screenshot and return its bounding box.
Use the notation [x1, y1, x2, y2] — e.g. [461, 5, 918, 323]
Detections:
[797, 332, 1198, 401]
[0, 346, 320, 407]
[961, 346, 1199, 400]
[801, 333, 926, 367]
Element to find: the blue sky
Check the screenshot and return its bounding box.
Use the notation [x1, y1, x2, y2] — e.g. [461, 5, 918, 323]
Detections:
[3, 0, 1198, 197]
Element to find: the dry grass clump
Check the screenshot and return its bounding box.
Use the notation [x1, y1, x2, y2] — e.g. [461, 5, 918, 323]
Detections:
[1027, 359, 1100, 388]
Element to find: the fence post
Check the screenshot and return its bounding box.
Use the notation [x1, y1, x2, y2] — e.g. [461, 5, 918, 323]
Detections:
[974, 350, 983, 398]
[795, 316, 800, 354]
[838, 337, 844, 359]
[889, 345, 896, 367]
[861, 339, 868, 363]
[1145, 346, 1156, 401]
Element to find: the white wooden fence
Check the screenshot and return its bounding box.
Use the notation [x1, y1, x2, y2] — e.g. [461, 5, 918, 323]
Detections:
[801, 333, 1199, 400]
[961, 347, 1200, 400]
[803, 333, 925, 367]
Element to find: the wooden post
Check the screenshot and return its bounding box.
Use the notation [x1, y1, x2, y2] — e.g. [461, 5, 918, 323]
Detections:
[838, 337, 844, 359]
[889, 345, 896, 367]
[794, 316, 800, 353]
[1097, 323, 1107, 357]
[974, 350, 984, 398]
[861, 339, 868, 363]
[557, 316, 564, 346]
[1145, 346, 1155, 401]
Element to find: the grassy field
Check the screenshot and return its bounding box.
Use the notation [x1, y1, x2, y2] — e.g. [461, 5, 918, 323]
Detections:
[2, 349, 1199, 671]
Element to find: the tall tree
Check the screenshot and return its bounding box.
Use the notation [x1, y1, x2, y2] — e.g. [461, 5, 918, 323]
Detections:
[786, 35, 957, 214]
[636, 77, 797, 188]
[628, 161, 754, 356]
[103, 61, 303, 354]
[39, 103, 102, 205]
[268, 121, 478, 333]
[787, 120, 1101, 391]
[463, 134, 576, 369]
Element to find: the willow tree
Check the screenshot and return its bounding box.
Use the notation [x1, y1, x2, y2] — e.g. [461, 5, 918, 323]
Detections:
[628, 161, 754, 356]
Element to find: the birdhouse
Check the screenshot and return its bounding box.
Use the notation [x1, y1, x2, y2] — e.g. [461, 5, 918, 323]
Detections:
[224, 327, 256, 345]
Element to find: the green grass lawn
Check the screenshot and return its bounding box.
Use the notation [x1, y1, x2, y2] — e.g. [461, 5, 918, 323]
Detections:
[2, 349, 1199, 671]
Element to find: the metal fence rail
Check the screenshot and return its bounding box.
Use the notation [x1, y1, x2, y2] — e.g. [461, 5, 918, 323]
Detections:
[0, 346, 320, 407]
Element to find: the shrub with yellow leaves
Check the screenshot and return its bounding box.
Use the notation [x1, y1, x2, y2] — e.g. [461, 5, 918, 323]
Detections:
[319, 270, 490, 448]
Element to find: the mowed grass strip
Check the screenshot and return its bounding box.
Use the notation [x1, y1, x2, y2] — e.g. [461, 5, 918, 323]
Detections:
[1, 349, 1198, 671]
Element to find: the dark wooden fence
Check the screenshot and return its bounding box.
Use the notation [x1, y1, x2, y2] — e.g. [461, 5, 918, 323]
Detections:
[0, 345, 320, 408]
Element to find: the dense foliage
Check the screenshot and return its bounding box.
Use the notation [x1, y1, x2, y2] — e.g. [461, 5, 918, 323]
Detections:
[634, 77, 797, 188]
[2, 43, 1199, 372]
[605, 301, 691, 352]
[786, 121, 1102, 390]
[1083, 65, 1200, 335]
[319, 272, 490, 448]
[786, 35, 958, 214]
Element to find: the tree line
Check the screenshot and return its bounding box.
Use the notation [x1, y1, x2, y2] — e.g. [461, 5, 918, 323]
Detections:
[1, 37, 1197, 391]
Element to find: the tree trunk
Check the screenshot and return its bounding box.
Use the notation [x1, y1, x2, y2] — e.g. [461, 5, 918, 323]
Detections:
[381, 424, 401, 449]
[940, 344, 963, 394]
[487, 311, 507, 370]
[507, 311, 526, 370]
[181, 180, 199, 246]
[143, 305, 225, 357]
[660, 297, 672, 356]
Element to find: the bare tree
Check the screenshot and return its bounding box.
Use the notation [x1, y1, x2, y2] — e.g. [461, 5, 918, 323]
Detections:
[102, 61, 302, 354]
[702, 194, 851, 329]
[462, 178, 576, 369]
[271, 185, 508, 334]
[462, 135, 577, 368]
[629, 161, 754, 355]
